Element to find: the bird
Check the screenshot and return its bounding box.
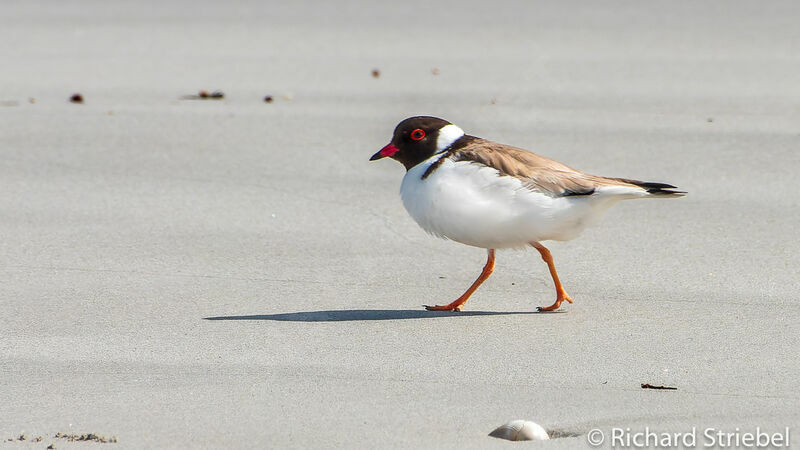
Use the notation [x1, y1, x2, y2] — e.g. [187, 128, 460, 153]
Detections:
[369, 116, 685, 312]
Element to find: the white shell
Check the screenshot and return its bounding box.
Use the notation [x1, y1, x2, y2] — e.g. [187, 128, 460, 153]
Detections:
[489, 420, 550, 441]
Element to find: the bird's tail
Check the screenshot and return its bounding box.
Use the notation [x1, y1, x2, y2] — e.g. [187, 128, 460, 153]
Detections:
[614, 178, 686, 197]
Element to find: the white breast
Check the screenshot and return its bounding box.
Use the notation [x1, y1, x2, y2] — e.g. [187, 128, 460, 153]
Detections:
[399, 156, 621, 248]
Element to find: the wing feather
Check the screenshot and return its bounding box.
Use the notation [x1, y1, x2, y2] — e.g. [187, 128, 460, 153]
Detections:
[449, 139, 629, 197]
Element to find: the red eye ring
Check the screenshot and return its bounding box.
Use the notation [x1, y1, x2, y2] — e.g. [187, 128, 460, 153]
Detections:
[410, 128, 425, 140]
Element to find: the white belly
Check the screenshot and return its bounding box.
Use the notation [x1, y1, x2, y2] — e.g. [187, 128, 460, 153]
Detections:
[400, 156, 619, 248]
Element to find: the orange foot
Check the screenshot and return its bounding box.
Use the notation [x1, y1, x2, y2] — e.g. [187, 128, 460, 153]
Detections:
[423, 249, 496, 313]
[537, 292, 574, 312]
[423, 303, 464, 312]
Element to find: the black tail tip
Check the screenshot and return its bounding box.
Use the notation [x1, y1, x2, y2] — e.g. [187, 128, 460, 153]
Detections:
[649, 188, 686, 197]
[617, 178, 686, 197]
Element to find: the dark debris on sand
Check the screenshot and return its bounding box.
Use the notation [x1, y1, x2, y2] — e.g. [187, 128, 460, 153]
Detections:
[182, 90, 225, 100]
[641, 383, 677, 390]
[55, 432, 118, 443]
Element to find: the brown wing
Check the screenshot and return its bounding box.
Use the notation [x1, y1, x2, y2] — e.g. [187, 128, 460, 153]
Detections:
[450, 139, 612, 196]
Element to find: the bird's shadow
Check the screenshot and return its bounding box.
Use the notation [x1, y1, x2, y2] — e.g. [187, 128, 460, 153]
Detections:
[204, 308, 561, 322]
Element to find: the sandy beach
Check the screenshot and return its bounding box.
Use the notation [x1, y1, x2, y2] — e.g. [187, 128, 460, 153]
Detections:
[2, 0, 799, 448]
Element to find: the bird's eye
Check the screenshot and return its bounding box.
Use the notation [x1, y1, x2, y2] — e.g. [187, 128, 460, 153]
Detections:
[410, 128, 425, 140]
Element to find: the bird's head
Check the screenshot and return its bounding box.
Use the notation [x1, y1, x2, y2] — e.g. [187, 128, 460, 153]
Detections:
[370, 116, 465, 170]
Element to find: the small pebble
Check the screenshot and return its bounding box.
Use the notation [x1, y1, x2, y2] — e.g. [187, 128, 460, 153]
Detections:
[69, 93, 83, 104]
[196, 90, 224, 99]
[371, 68, 381, 78]
[264, 95, 274, 103]
[183, 90, 224, 100]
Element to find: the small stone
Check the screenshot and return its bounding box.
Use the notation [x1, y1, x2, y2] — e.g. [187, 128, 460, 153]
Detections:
[371, 68, 381, 78]
[69, 93, 84, 104]
[47, 445, 56, 450]
[193, 90, 224, 100]
[264, 95, 274, 103]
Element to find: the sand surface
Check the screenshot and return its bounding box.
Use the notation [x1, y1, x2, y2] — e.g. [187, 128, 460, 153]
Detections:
[2, 1, 799, 448]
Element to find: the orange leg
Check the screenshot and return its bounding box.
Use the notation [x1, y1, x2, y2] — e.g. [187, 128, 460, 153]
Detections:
[425, 249, 495, 312]
[531, 242, 573, 311]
